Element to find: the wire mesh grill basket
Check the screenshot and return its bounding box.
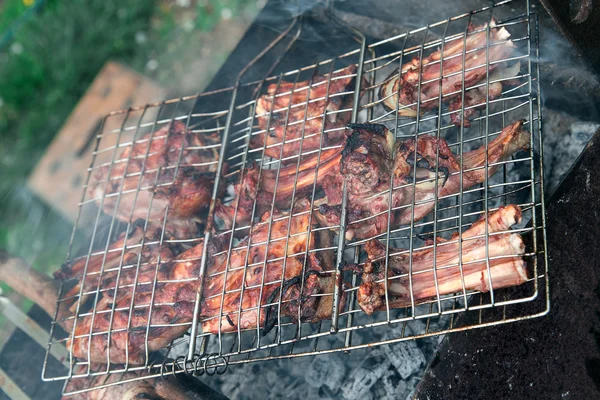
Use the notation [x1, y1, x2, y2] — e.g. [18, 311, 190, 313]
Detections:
[43, 0, 549, 394]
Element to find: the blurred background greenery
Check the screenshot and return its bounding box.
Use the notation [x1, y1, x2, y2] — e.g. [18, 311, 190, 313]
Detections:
[0, 0, 263, 345]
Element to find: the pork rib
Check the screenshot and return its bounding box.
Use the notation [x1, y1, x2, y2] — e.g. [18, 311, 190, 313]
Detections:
[379, 19, 515, 126]
[357, 205, 528, 314]
[0, 251, 228, 400]
[216, 148, 343, 229]
[201, 198, 336, 334]
[46, 198, 331, 365]
[253, 65, 361, 160]
[448, 61, 522, 127]
[54, 224, 181, 315]
[88, 121, 220, 231]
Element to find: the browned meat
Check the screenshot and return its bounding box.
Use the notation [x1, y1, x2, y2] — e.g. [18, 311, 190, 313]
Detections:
[0, 251, 225, 399]
[52, 198, 331, 365]
[55, 225, 170, 282]
[448, 80, 503, 127]
[219, 120, 528, 239]
[66, 242, 205, 365]
[55, 225, 177, 312]
[88, 121, 220, 231]
[316, 120, 530, 240]
[339, 123, 396, 198]
[201, 198, 336, 334]
[448, 61, 521, 127]
[216, 148, 343, 229]
[253, 65, 362, 159]
[379, 20, 514, 127]
[356, 205, 528, 314]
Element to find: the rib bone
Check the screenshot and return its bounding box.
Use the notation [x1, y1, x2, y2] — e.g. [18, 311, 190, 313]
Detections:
[357, 205, 527, 314]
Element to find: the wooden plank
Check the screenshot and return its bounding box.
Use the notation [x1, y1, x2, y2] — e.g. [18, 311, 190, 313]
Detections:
[27, 62, 167, 223]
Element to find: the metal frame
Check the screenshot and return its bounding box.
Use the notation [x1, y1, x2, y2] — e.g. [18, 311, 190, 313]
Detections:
[43, 0, 549, 395]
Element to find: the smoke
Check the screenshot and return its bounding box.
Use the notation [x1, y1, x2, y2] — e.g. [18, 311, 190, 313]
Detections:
[1, 183, 73, 273]
[254, 0, 324, 31]
[535, 19, 600, 120]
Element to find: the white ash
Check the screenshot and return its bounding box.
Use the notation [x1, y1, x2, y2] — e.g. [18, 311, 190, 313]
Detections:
[542, 112, 598, 193]
[180, 310, 450, 400]
[306, 354, 347, 392]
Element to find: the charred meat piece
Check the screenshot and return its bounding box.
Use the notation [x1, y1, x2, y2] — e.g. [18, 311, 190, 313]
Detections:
[253, 65, 362, 159]
[316, 120, 530, 240]
[340, 123, 396, 197]
[0, 252, 227, 400]
[447, 80, 503, 128]
[216, 148, 343, 229]
[65, 240, 211, 365]
[45, 198, 331, 365]
[448, 62, 521, 127]
[379, 20, 515, 126]
[356, 205, 528, 314]
[54, 225, 150, 282]
[4, 244, 185, 363]
[88, 121, 220, 232]
[55, 225, 178, 312]
[202, 198, 336, 334]
[54, 225, 173, 283]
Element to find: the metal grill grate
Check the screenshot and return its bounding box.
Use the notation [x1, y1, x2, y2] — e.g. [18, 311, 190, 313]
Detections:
[43, 0, 549, 395]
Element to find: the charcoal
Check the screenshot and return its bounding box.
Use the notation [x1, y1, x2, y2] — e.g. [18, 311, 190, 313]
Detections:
[386, 340, 426, 379]
[306, 354, 347, 392]
[370, 368, 413, 400]
[404, 376, 423, 400]
[341, 347, 391, 400]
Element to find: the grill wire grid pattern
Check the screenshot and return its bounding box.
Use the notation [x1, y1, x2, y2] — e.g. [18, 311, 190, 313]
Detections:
[44, 0, 549, 394]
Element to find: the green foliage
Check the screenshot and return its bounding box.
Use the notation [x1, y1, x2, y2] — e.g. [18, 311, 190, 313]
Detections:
[196, 0, 249, 31]
[0, 0, 155, 149]
[0, 0, 157, 282]
[0, 0, 28, 34]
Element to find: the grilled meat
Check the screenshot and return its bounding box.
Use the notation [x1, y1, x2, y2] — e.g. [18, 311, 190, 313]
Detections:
[316, 120, 530, 240]
[216, 148, 343, 229]
[201, 198, 337, 334]
[88, 121, 220, 232]
[379, 19, 514, 126]
[219, 120, 528, 238]
[36, 198, 331, 365]
[55, 225, 177, 311]
[447, 80, 503, 128]
[66, 241, 205, 365]
[253, 65, 362, 160]
[0, 251, 226, 399]
[448, 61, 521, 127]
[356, 205, 528, 314]
[55, 225, 168, 282]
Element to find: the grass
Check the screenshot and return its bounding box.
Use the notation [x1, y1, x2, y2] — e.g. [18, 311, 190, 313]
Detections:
[0, 0, 260, 340]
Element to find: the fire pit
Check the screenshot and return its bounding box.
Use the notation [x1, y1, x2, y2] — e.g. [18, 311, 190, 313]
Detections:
[4, 0, 600, 399]
[32, 0, 549, 396]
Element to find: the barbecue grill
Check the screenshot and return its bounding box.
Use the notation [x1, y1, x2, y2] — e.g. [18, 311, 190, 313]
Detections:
[42, 0, 549, 395]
